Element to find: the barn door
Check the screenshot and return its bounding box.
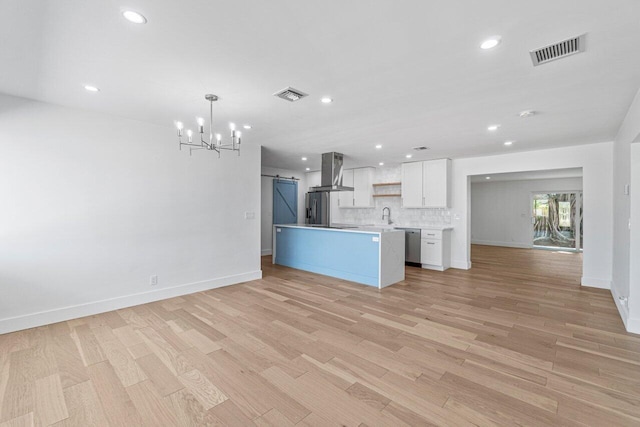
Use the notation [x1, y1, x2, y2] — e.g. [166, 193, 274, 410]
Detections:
[273, 179, 298, 225]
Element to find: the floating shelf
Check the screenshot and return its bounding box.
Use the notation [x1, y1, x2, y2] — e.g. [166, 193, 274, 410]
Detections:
[372, 182, 401, 187]
[372, 194, 401, 198]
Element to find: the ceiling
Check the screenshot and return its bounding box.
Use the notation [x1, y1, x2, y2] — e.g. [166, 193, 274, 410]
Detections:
[470, 167, 583, 183]
[2, 1, 640, 172]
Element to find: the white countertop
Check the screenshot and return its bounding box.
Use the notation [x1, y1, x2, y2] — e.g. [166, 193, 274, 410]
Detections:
[274, 224, 403, 235]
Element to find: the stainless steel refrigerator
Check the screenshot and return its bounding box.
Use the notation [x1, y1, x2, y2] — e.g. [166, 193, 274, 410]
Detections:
[305, 192, 330, 226]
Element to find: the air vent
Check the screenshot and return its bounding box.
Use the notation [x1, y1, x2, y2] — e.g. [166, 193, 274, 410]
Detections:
[413, 146, 430, 151]
[273, 87, 308, 102]
[530, 34, 586, 66]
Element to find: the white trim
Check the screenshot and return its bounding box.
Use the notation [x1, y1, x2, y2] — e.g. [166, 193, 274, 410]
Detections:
[471, 240, 531, 249]
[451, 260, 472, 270]
[580, 276, 611, 289]
[627, 317, 640, 335]
[611, 284, 629, 329]
[0, 270, 263, 335]
[261, 249, 273, 256]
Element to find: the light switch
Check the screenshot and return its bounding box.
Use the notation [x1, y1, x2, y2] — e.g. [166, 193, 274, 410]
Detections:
[624, 184, 630, 196]
[372, 236, 380, 242]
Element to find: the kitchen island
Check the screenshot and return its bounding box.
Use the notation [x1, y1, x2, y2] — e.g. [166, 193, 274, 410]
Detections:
[272, 225, 405, 289]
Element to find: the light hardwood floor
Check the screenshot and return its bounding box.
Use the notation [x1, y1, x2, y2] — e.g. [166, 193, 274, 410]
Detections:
[1, 245, 639, 426]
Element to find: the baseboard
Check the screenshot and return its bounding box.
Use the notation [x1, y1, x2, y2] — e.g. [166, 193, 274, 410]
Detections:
[471, 240, 531, 249]
[581, 276, 611, 289]
[611, 284, 629, 329]
[261, 249, 273, 256]
[627, 317, 640, 335]
[0, 270, 263, 335]
[451, 260, 472, 270]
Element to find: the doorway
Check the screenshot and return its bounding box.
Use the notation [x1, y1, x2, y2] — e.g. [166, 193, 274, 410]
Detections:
[532, 192, 582, 251]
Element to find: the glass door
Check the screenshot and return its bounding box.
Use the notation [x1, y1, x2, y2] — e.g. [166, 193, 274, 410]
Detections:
[532, 192, 583, 250]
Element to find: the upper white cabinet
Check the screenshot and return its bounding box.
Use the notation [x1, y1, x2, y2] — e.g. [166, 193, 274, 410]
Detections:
[306, 171, 321, 189]
[401, 162, 423, 207]
[401, 159, 451, 208]
[338, 169, 354, 207]
[339, 167, 374, 208]
[353, 168, 374, 207]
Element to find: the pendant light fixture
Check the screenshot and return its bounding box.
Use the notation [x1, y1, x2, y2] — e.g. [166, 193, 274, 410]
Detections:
[175, 94, 241, 157]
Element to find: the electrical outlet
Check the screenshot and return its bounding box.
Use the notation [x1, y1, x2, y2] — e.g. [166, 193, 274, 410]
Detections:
[150, 275, 158, 286]
[244, 211, 255, 220]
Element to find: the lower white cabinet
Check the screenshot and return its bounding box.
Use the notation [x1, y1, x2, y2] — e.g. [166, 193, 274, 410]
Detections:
[420, 228, 451, 271]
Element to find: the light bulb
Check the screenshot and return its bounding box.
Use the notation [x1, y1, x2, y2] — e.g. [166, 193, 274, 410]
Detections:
[480, 36, 501, 50]
[229, 123, 236, 131]
[237, 131, 242, 138]
[122, 10, 147, 24]
[187, 129, 193, 142]
[175, 121, 183, 130]
[196, 117, 204, 126]
[216, 133, 222, 145]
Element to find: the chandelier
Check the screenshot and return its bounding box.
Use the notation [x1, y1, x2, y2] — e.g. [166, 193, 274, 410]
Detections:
[175, 94, 241, 157]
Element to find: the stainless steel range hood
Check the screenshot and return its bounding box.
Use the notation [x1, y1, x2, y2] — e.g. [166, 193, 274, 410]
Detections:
[309, 152, 354, 192]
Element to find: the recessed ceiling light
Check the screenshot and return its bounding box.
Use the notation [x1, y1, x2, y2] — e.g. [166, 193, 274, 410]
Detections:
[480, 36, 501, 50]
[486, 176, 491, 180]
[406, 154, 412, 159]
[301, 157, 307, 161]
[84, 85, 100, 92]
[487, 124, 500, 131]
[123, 10, 147, 24]
[321, 97, 333, 104]
[375, 144, 382, 149]
[504, 141, 513, 146]
[305, 167, 310, 171]
[519, 110, 536, 118]
[379, 162, 384, 166]
[243, 125, 252, 129]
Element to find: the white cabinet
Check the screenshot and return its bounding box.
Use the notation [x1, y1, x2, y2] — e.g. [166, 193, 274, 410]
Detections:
[338, 169, 354, 207]
[306, 171, 321, 189]
[339, 167, 374, 208]
[401, 159, 451, 208]
[420, 228, 451, 271]
[353, 168, 374, 207]
[401, 162, 423, 208]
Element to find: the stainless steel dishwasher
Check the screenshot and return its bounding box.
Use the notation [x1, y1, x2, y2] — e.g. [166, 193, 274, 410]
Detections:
[395, 228, 421, 264]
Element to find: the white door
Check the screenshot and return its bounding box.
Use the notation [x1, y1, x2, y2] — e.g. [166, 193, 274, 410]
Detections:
[339, 169, 354, 207]
[401, 162, 423, 208]
[353, 168, 373, 207]
[423, 159, 449, 208]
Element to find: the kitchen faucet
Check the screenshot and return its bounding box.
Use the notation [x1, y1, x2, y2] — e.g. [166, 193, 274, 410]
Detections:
[382, 206, 391, 224]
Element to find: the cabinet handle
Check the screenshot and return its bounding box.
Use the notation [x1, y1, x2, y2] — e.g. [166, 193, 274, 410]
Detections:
[427, 242, 435, 245]
[422, 196, 425, 206]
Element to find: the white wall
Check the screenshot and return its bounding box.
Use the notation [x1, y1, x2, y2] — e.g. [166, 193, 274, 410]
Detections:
[630, 143, 640, 332]
[471, 177, 583, 248]
[0, 94, 261, 334]
[450, 142, 613, 289]
[260, 166, 306, 255]
[612, 89, 640, 332]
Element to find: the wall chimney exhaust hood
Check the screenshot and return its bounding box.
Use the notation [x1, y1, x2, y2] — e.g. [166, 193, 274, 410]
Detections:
[310, 152, 354, 192]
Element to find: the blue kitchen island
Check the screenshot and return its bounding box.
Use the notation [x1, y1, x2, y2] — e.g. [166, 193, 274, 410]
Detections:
[272, 225, 405, 289]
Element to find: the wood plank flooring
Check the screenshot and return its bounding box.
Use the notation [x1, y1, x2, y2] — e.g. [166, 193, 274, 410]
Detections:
[1, 245, 639, 426]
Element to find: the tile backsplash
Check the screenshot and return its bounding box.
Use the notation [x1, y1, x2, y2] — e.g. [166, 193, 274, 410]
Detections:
[331, 165, 452, 227]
